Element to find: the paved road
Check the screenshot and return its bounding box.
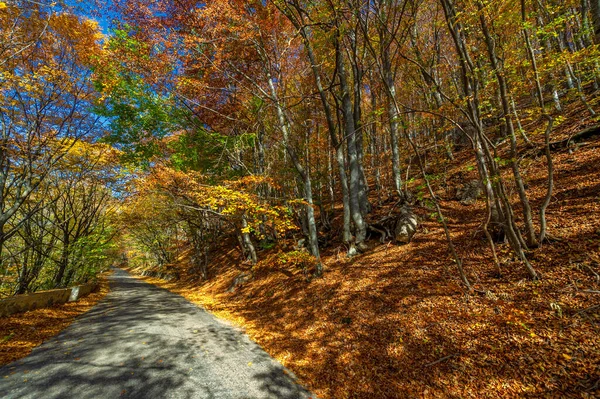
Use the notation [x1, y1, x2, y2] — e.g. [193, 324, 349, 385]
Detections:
[0, 269, 314, 399]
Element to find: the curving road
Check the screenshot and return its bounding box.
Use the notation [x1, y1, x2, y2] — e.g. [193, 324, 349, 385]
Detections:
[0, 269, 314, 399]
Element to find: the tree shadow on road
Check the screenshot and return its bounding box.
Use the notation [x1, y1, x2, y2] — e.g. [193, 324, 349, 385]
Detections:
[0, 269, 313, 399]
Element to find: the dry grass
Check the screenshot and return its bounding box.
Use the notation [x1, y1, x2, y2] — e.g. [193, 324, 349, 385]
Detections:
[0, 272, 111, 366]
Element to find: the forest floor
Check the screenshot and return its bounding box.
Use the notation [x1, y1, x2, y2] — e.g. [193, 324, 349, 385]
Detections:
[0, 273, 111, 366]
[132, 113, 600, 398]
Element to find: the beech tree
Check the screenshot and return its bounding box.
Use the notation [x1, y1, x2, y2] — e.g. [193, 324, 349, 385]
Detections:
[101, 0, 599, 287]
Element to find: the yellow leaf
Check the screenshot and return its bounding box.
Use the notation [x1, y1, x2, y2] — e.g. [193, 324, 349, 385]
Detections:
[562, 353, 572, 361]
[0, 2, 7, 9]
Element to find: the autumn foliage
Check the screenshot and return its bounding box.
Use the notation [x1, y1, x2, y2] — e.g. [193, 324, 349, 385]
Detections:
[1, 0, 600, 397]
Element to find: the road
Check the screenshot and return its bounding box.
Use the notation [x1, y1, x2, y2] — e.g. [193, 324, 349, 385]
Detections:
[0, 269, 314, 399]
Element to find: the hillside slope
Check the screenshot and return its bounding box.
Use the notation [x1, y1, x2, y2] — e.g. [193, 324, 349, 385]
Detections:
[133, 123, 600, 398]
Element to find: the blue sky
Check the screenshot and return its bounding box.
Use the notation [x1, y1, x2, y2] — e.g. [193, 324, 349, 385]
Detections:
[63, 0, 118, 34]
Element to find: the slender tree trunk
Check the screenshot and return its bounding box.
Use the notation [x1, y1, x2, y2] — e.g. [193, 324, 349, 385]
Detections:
[521, 1, 546, 111]
[478, 4, 539, 248]
[241, 214, 257, 265]
[590, 0, 600, 41]
[370, 85, 383, 204]
[352, 52, 371, 215]
[336, 41, 367, 252]
[16, 249, 30, 295]
[291, 17, 352, 244]
[539, 116, 554, 244]
[54, 233, 69, 288]
[581, 0, 594, 46]
[268, 76, 323, 274]
[521, 0, 556, 246]
[511, 95, 532, 146]
[337, 146, 352, 244]
[383, 53, 404, 198]
[442, 0, 538, 279]
[328, 137, 335, 211]
[565, 60, 597, 115]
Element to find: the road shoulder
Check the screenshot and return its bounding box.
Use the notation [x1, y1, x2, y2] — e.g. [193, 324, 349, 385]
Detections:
[0, 273, 111, 366]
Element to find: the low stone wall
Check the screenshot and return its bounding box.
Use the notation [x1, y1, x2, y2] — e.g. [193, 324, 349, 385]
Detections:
[0, 282, 97, 317]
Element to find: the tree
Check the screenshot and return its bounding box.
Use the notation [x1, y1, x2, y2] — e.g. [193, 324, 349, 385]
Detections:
[0, 3, 103, 266]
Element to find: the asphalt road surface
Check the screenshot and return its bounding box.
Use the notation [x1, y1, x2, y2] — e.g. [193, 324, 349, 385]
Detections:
[0, 269, 314, 399]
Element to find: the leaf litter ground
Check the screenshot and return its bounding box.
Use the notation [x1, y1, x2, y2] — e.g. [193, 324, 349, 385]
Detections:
[135, 127, 599, 398]
[0, 273, 111, 367]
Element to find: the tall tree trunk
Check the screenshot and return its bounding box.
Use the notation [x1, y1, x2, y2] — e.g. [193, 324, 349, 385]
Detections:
[478, 3, 539, 248]
[268, 76, 323, 275]
[336, 40, 367, 253]
[369, 84, 383, 204]
[287, 12, 352, 244]
[590, 0, 600, 41]
[382, 52, 404, 199]
[351, 44, 371, 215]
[581, 0, 594, 46]
[539, 116, 555, 244]
[441, 0, 538, 279]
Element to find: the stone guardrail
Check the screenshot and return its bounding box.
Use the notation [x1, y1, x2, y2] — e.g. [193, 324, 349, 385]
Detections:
[0, 282, 97, 317]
